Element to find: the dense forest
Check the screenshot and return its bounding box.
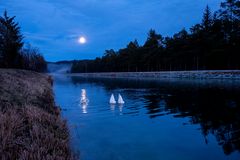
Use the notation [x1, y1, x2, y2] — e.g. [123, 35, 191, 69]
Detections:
[0, 11, 47, 72]
[71, 0, 240, 73]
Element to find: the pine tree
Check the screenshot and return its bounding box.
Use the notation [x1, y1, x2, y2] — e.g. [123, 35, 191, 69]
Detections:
[0, 11, 23, 68]
[219, 0, 240, 21]
[202, 5, 213, 31]
[144, 29, 163, 48]
[127, 39, 139, 50]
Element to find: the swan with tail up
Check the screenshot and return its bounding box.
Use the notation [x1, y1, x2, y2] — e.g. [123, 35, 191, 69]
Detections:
[118, 94, 125, 104]
[80, 89, 89, 104]
[109, 93, 116, 104]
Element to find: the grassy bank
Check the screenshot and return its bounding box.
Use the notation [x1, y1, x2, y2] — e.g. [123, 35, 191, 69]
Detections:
[0, 69, 74, 159]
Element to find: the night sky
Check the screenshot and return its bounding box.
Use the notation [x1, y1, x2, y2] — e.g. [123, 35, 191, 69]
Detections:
[0, 0, 222, 62]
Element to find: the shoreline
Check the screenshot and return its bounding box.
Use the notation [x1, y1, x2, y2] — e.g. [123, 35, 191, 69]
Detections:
[0, 69, 74, 159]
[68, 70, 240, 80]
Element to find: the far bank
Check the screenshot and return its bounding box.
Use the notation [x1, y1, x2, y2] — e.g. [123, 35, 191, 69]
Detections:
[66, 70, 240, 80]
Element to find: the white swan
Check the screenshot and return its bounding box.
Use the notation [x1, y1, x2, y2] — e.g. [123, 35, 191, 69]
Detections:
[80, 89, 89, 104]
[109, 93, 116, 104]
[118, 94, 125, 104]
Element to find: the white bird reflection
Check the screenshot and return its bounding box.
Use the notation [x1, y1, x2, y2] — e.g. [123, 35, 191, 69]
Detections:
[79, 89, 89, 114]
[119, 104, 123, 115]
[110, 104, 123, 114]
[82, 103, 88, 114]
[110, 104, 115, 111]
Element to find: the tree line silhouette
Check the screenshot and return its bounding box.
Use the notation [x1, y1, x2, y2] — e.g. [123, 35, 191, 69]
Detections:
[71, 0, 240, 73]
[0, 11, 47, 72]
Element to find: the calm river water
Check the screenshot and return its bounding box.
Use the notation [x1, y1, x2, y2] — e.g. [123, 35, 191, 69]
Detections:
[53, 75, 240, 160]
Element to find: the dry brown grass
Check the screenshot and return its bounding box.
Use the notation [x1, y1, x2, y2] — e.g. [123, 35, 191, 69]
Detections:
[0, 69, 75, 160]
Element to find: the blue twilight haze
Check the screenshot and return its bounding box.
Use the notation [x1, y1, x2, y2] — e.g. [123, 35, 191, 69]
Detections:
[0, 0, 221, 61]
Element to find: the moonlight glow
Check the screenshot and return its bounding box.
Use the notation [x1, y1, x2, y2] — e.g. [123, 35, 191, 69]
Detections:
[78, 36, 87, 44]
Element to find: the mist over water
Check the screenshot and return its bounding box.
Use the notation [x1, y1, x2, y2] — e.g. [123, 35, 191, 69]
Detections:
[47, 63, 72, 74]
[53, 75, 240, 160]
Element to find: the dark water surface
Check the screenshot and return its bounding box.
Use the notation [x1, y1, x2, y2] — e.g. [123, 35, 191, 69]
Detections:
[53, 75, 240, 160]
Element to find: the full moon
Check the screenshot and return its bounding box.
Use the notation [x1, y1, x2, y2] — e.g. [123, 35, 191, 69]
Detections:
[78, 36, 87, 44]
